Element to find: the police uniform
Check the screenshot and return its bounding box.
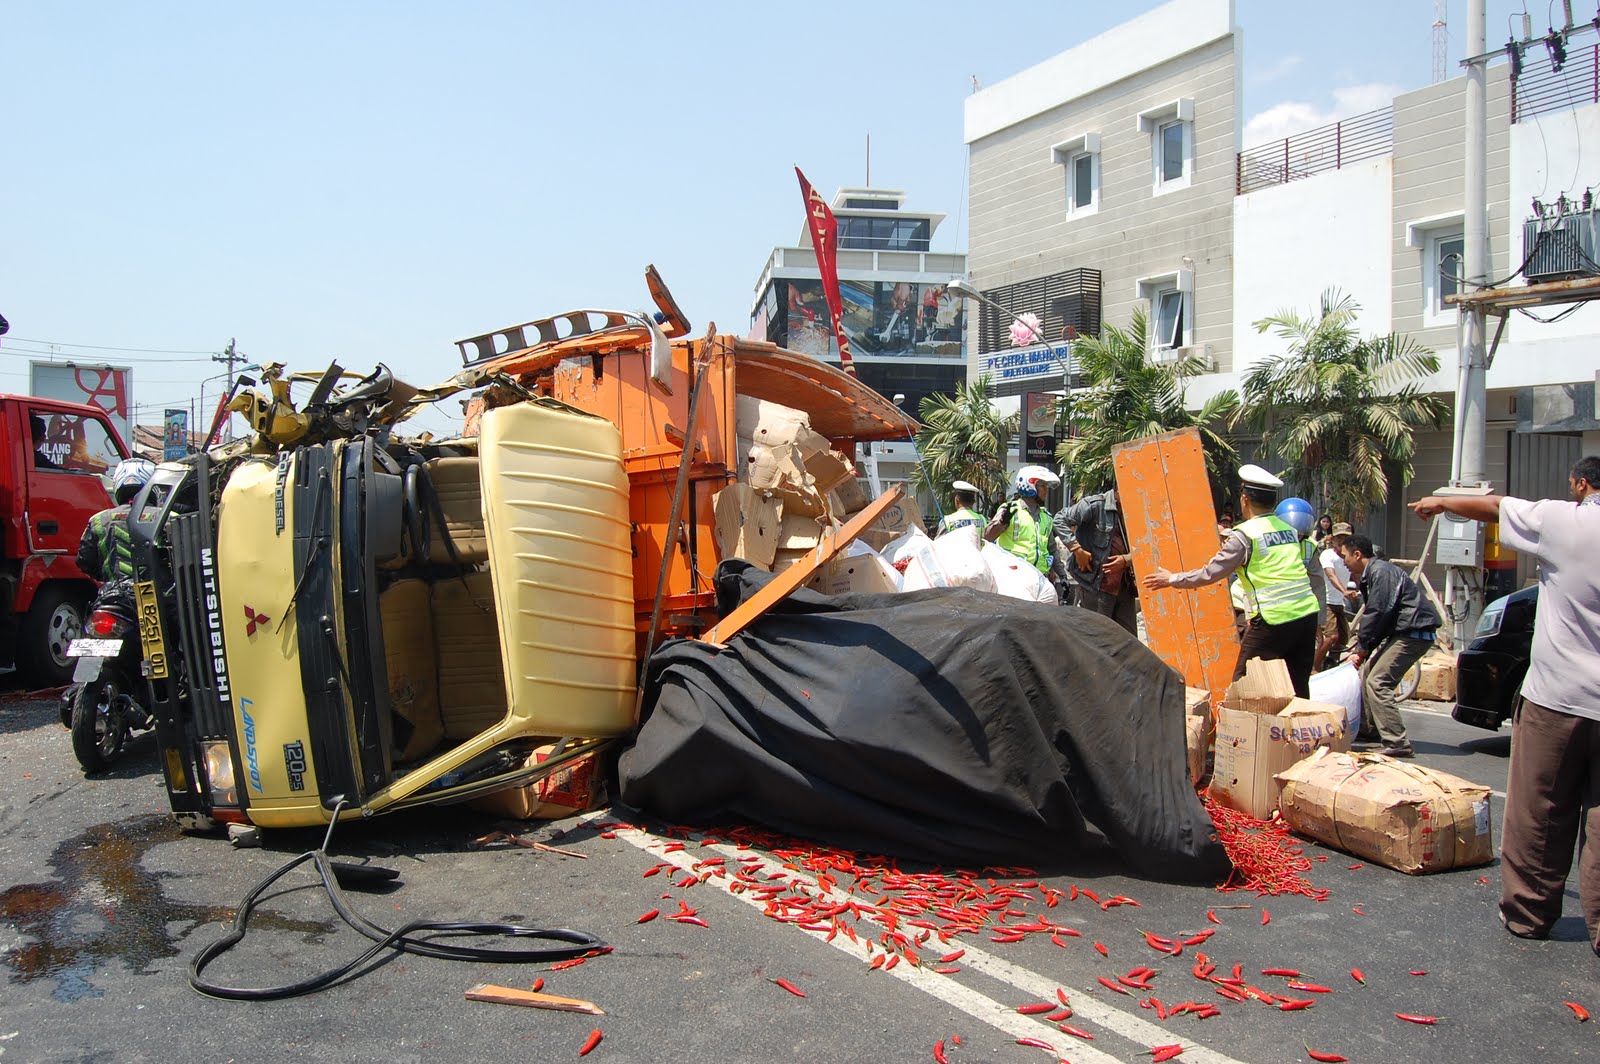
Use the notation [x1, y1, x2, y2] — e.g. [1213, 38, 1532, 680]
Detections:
[1155, 465, 1321, 697]
[937, 480, 987, 537]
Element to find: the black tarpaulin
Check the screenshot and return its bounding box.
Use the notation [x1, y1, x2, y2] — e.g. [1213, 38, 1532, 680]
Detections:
[617, 561, 1229, 883]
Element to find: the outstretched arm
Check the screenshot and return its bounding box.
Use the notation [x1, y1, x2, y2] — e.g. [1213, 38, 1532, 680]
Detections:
[1410, 495, 1503, 522]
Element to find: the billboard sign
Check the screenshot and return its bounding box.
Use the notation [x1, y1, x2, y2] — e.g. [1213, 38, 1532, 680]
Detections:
[163, 409, 190, 460]
[782, 279, 965, 360]
[1023, 392, 1058, 463]
[29, 361, 133, 446]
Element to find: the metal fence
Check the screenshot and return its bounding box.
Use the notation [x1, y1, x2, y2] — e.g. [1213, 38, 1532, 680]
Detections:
[1512, 43, 1600, 122]
[1235, 107, 1394, 194]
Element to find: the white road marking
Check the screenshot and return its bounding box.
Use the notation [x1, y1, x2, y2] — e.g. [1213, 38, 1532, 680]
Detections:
[598, 819, 1253, 1064]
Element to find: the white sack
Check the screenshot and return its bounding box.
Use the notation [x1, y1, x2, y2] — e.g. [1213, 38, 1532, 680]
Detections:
[981, 543, 1057, 603]
[1308, 661, 1364, 736]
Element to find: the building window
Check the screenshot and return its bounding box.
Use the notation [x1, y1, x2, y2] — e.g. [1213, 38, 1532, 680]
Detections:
[1136, 98, 1194, 194]
[1050, 131, 1100, 219]
[1136, 269, 1194, 357]
[1427, 230, 1465, 322]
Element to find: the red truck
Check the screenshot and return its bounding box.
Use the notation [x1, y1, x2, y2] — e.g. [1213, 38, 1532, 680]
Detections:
[0, 394, 131, 686]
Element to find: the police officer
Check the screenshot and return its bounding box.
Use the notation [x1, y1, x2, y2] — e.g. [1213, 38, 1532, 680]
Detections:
[936, 480, 987, 537]
[1141, 465, 1321, 697]
[77, 458, 156, 584]
[984, 468, 1060, 576]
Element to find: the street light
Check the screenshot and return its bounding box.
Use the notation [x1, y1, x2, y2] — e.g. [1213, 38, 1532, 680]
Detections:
[945, 278, 1077, 494]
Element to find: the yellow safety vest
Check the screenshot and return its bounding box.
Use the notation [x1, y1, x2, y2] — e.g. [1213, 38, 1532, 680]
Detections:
[938, 507, 986, 536]
[998, 503, 1054, 574]
[1235, 515, 1319, 624]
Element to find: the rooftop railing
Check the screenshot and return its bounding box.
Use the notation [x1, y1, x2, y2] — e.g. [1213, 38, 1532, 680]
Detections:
[1512, 43, 1600, 122]
[1235, 106, 1394, 195]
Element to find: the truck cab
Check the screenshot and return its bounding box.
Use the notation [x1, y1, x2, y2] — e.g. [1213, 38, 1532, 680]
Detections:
[0, 395, 130, 685]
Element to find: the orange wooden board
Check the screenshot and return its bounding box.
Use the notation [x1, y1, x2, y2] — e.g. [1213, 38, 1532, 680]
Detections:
[1112, 428, 1240, 697]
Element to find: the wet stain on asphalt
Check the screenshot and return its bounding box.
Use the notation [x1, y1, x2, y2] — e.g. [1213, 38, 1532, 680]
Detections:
[0, 814, 333, 1001]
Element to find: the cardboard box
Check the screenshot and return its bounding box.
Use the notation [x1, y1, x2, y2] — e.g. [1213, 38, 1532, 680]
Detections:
[736, 397, 831, 459]
[1276, 749, 1493, 874]
[807, 546, 901, 596]
[1183, 685, 1214, 785]
[829, 476, 869, 516]
[712, 484, 782, 569]
[469, 746, 606, 821]
[802, 449, 856, 495]
[1208, 658, 1353, 820]
[858, 493, 926, 550]
[776, 512, 830, 552]
[1414, 648, 1456, 702]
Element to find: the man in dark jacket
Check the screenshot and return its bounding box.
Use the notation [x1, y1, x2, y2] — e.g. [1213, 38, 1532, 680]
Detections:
[77, 458, 155, 584]
[1338, 532, 1442, 758]
[1057, 486, 1137, 635]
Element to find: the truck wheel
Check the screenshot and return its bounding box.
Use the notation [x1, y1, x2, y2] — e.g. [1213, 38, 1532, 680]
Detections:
[19, 586, 88, 688]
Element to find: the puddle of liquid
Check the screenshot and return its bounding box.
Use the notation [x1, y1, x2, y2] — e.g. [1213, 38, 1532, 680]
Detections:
[0, 814, 334, 1001]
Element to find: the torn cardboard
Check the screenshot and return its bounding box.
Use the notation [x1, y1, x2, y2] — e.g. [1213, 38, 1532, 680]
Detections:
[1208, 658, 1352, 820]
[1276, 748, 1493, 874]
[1184, 685, 1214, 786]
[712, 484, 782, 569]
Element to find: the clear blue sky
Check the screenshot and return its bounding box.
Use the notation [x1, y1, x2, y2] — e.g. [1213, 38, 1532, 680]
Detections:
[2, 1, 1527, 431]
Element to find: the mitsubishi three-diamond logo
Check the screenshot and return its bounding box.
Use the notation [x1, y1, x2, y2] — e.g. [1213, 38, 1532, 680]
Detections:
[243, 604, 272, 637]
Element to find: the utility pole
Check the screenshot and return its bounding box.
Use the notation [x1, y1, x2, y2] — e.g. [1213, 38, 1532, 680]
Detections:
[212, 337, 237, 442]
[1449, 0, 1489, 644]
[1432, 0, 1448, 84]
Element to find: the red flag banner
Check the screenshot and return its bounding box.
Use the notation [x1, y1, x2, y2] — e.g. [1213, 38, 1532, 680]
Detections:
[794, 167, 857, 376]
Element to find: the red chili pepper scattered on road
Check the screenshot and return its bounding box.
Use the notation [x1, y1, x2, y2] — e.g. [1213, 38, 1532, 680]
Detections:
[1350, 968, 1366, 985]
[1016, 1002, 1058, 1015]
[933, 1039, 949, 1064]
[933, 966, 961, 975]
[578, 1029, 603, 1056]
[1564, 1001, 1590, 1021]
[1059, 1023, 1094, 1039]
[530, 977, 544, 992]
[1098, 977, 1131, 995]
[1080, 888, 1102, 904]
[1395, 1012, 1439, 1025]
[1286, 981, 1332, 993]
[550, 957, 588, 971]
[1094, 941, 1109, 957]
[1046, 1009, 1072, 1022]
[939, 949, 965, 963]
[1150, 1044, 1185, 1062]
[1015, 1036, 1058, 1053]
[1347, 863, 1364, 870]
[1305, 1046, 1349, 1062]
[1205, 909, 1221, 924]
[1261, 968, 1300, 977]
[1409, 970, 1427, 977]
[1278, 999, 1316, 1011]
[1351, 906, 1365, 916]
[1056, 987, 1072, 1006]
[1261, 909, 1271, 925]
[637, 909, 659, 923]
[773, 977, 806, 997]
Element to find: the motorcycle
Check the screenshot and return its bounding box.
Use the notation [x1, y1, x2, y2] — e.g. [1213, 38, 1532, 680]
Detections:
[59, 581, 153, 773]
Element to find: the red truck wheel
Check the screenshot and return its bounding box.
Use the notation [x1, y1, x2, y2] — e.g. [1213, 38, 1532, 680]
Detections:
[19, 585, 88, 688]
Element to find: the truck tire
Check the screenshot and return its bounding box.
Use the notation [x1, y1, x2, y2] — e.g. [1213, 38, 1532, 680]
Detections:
[19, 585, 89, 688]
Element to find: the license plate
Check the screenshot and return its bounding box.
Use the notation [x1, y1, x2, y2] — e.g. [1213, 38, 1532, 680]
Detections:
[67, 638, 123, 657]
[135, 580, 169, 680]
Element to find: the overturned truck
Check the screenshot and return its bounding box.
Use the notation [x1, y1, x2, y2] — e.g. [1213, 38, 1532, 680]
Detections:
[131, 276, 915, 834]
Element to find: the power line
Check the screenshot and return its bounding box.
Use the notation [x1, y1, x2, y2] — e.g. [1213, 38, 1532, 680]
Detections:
[1, 335, 220, 356]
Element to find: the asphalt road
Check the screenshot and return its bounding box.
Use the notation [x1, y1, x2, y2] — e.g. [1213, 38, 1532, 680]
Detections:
[2, 682, 1596, 1064]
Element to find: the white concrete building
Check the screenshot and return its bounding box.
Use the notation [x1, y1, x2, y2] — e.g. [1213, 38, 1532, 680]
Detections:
[964, 0, 1600, 583]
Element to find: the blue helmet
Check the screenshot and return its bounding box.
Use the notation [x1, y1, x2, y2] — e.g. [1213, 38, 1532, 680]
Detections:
[1275, 496, 1315, 536]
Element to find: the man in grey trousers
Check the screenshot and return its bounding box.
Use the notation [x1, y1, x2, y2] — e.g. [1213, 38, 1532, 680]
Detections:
[1412, 455, 1600, 955]
[1337, 532, 1441, 759]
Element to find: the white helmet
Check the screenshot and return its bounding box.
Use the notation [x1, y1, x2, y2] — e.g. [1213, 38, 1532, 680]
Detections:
[111, 458, 156, 503]
[1013, 465, 1060, 498]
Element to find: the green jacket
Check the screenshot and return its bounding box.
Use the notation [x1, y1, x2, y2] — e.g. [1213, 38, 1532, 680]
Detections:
[77, 504, 134, 583]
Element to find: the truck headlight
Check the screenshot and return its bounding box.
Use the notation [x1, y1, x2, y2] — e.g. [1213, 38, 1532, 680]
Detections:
[1475, 599, 1507, 640]
[202, 741, 239, 808]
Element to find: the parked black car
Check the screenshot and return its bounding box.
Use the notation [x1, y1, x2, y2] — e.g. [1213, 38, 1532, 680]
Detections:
[1452, 585, 1538, 731]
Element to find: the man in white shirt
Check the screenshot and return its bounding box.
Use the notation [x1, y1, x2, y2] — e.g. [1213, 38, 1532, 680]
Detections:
[1411, 455, 1600, 955]
[1314, 521, 1359, 672]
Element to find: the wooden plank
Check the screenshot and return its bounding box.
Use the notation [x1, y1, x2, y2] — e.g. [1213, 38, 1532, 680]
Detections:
[464, 983, 605, 1014]
[1113, 428, 1240, 696]
[702, 487, 904, 645]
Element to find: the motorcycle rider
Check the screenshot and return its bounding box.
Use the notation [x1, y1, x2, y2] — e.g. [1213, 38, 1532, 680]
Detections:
[77, 458, 156, 583]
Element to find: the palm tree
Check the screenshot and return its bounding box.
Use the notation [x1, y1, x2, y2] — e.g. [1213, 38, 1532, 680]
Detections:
[1055, 306, 1241, 497]
[1238, 289, 1449, 522]
[913, 374, 1018, 503]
